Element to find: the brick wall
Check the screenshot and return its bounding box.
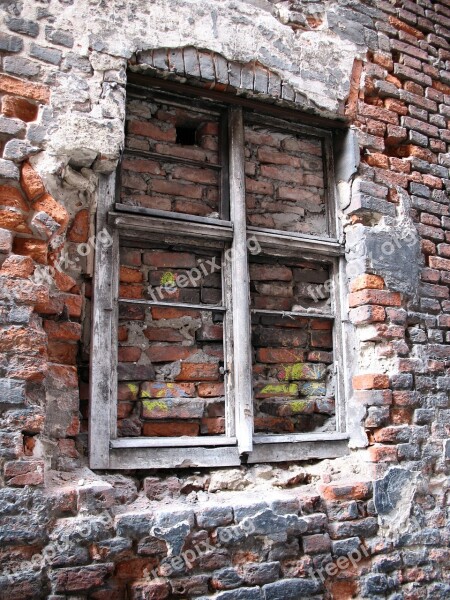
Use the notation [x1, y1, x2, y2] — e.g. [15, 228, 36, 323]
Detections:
[0, 0, 449, 598]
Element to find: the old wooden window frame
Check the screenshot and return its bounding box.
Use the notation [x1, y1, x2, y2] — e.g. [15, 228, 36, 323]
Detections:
[89, 77, 350, 469]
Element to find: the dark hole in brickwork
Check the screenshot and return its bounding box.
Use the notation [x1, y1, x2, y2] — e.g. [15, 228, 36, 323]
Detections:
[116, 244, 226, 438]
[176, 125, 197, 145]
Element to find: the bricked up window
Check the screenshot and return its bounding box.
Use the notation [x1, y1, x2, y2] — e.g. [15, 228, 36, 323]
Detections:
[90, 78, 348, 469]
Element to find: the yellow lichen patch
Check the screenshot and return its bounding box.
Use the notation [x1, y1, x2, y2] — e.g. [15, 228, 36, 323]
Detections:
[289, 400, 308, 413]
[142, 400, 168, 413]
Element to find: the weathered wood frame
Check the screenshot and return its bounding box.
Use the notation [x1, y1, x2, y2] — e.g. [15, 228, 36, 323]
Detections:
[89, 81, 349, 469]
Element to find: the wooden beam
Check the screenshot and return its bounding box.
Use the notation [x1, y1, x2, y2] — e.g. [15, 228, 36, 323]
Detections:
[89, 173, 119, 468]
[114, 203, 231, 227]
[229, 106, 254, 455]
[109, 211, 233, 244]
[111, 436, 236, 448]
[109, 446, 241, 469]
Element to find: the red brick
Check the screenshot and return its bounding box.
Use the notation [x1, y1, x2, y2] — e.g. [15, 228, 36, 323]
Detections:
[256, 348, 305, 363]
[1, 95, 38, 121]
[358, 102, 399, 124]
[52, 564, 114, 593]
[146, 346, 193, 362]
[0, 255, 34, 278]
[31, 193, 69, 233]
[353, 373, 390, 390]
[349, 305, 386, 325]
[249, 263, 292, 281]
[384, 98, 408, 115]
[151, 179, 203, 199]
[172, 166, 218, 185]
[61, 293, 82, 317]
[349, 289, 401, 308]
[354, 390, 392, 405]
[0, 185, 28, 211]
[429, 256, 450, 271]
[176, 363, 219, 381]
[117, 402, 133, 419]
[44, 320, 81, 341]
[118, 346, 142, 362]
[0, 210, 30, 234]
[144, 327, 185, 342]
[20, 162, 45, 202]
[54, 269, 77, 293]
[122, 157, 164, 175]
[140, 382, 196, 398]
[197, 382, 225, 397]
[367, 444, 398, 462]
[152, 306, 200, 321]
[58, 438, 79, 458]
[302, 533, 331, 554]
[254, 416, 294, 433]
[142, 422, 199, 436]
[200, 417, 225, 434]
[48, 341, 77, 365]
[129, 119, 176, 141]
[350, 274, 384, 292]
[119, 266, 143, 283]
[119, 284, 143, 299]
[0, 326, 46, 355]
[67, 209, 89, 243]
[128, 579, 170, 600]
[0, 74, 50, 103]
[143, 251, 196, 268]
[389, 16, 425, 38]
[365, 153, 389, 169]
[319, 480, 372, 500]
[4, 460, 44, 486]
[311, 330, 332, 348]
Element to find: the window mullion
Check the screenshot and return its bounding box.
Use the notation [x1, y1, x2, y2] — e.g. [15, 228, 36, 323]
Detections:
[229, 106, 254, 455]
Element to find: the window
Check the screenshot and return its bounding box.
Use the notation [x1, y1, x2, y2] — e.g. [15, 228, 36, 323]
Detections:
[89, 75, 349, 469]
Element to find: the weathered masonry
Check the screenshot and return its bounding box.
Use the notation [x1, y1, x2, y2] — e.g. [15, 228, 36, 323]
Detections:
[0, 0, 449, 598]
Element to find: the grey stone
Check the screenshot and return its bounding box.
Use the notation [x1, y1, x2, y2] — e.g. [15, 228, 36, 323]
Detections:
[199, 589, 262, 600]
[3, 56, 41, 77]
[0, 115, 26, 137]
[199, 51, 215, 81]
[0, 432, 22, 458]
[196, 506, 233, 529]
[3, 139, 40, 162]
[262, 578, 321, 599]
[115, 512, 153, 539]
[151, 520, 191, 557]
[117, 363, 155, 380]
[0, 32, 23, 52]
[45, 26, 74, 48]
[240, 562, 280, 586]
[30, 43, 63, 65]
[331, 536, 362, 557]
[6, 18, 39, 38]
[346, 193, 396, 218]
[408, 129, 428, 147]
[211, 567, 243, 590]
[362, 574, 390, 595]
[373, 468, 413, 515]
[374, 80, 400, 98]
[0, 378, 26, 407]
[0, 159, 20, 180]
[410, 182, 430, 198]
